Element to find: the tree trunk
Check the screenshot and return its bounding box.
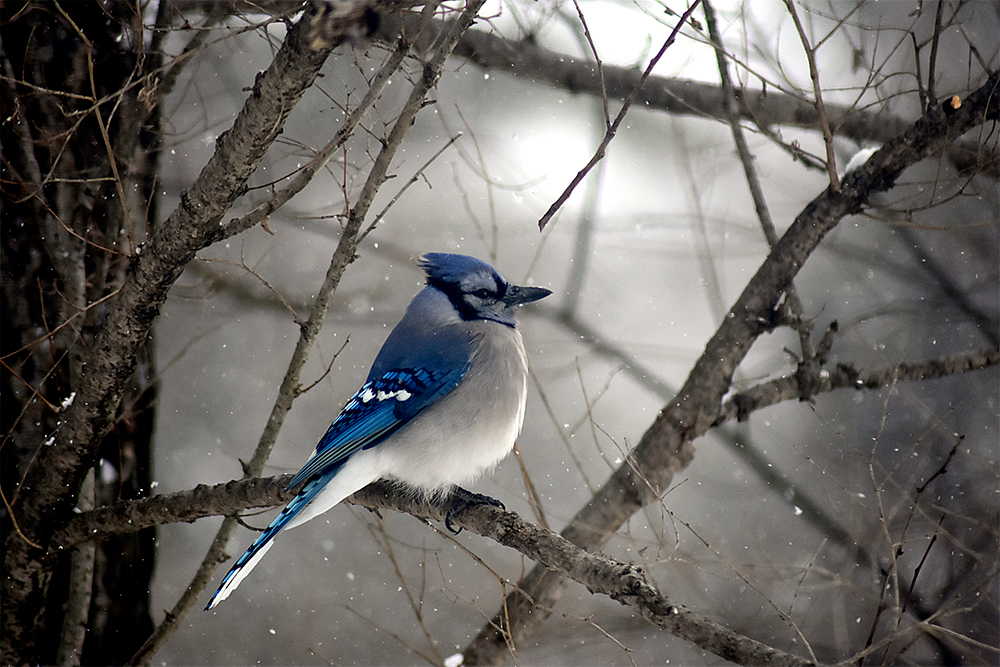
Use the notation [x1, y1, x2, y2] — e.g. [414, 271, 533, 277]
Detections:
[1, 2, 158, 663]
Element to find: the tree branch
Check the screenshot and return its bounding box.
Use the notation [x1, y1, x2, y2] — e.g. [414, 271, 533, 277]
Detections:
[356, 486, 815, 667]
[782, 0, 841, 188]
[718, 347, 1000, 426]
[57, 476, 814, 666]
[462, 69, 1000, 665]
[445, 19, 996, 179]
[172, 4, 998, 175]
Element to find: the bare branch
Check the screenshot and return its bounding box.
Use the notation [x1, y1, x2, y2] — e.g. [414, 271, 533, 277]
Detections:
[536, 0, 703, 230]
[704, 0, 815, 363]
[449, 22, 894, 141]
[570, 0, 610, 128]
[58, 475, 814, 666]
[782, 0, 840, 189]
[717, 347, 1000, 426]
[365, 487, 816, 667]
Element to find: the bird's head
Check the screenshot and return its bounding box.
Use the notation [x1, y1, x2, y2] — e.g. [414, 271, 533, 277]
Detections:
[419, 253, 551, 327]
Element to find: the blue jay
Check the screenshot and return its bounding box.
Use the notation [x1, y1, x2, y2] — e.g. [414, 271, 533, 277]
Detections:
[206, 252, 550, 609]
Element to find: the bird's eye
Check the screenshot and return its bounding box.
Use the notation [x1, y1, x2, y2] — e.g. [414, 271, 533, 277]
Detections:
[472, 288, 492, 299]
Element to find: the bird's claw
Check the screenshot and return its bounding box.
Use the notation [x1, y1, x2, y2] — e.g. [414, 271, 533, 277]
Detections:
[445, 487, 505, 534]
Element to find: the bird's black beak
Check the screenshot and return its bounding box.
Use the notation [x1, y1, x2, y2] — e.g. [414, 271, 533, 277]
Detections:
[504, 284, 552, 306]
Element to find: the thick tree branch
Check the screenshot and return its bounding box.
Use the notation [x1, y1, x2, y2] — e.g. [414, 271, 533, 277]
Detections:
[451, 22, 900, 141]
[57, 475, 294, 547]
[356, 486, 815, 667]
[56, 477, 813, 666]
[51, 343, 994, 664]
[447, 20, 997, 178]
[718, 347, 1000, 425]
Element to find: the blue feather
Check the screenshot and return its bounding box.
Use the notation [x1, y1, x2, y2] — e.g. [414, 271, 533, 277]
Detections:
[205, 466, 341, 610]
[285, 366, 465, 492]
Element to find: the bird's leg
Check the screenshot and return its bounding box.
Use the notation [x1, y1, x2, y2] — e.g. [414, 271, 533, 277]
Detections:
[445, 486, 505, 534]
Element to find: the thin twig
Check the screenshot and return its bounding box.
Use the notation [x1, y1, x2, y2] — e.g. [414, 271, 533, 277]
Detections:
[571, 0, 610, 127]
[54, 1, 137, 250]
[925, 0, 946, 109]
[703, 0, 815, 359]
[537, 0, 703, 230]
[297, 335, 351, 396]
[361, 133, 463, 241]
[782, 0, 840, 189]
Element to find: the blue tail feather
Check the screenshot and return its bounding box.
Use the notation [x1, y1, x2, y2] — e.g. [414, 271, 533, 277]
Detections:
[205, 470, 335, 610]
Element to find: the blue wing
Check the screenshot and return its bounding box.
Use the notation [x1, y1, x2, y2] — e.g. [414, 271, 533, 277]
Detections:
[284, 365, 465, 491]
[286, 317, 476, 491]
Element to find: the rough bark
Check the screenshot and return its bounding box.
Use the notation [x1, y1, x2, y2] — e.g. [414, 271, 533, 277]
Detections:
[1, 2, 381, 663]
[1, 2, 160, 662]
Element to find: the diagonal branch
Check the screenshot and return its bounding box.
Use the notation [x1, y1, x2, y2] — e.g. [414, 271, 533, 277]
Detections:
[782, 0, 840, 188]
[536, 0, 703, 230]
[462, 69, 1000, 665]
[355, 485, 815, 667]
[703, 0, 815, 364]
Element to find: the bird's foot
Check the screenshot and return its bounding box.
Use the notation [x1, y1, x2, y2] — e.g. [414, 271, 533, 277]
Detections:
[445, 487, 504, 534]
